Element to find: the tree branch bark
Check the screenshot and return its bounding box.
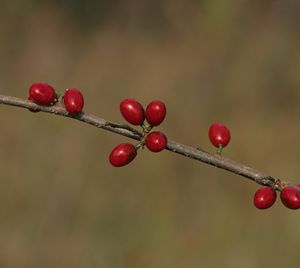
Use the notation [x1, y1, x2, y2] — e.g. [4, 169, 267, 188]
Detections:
[0, 94, 287, 190]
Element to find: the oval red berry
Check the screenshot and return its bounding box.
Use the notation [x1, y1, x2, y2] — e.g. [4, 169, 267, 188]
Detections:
[120, 99, 145, 125]
[29, 82, 57, 105]
[63, 88, 84, 114]
[280, 186, 300, 209]
[145, 131, 168, 152]
[208, 122, 231, 148]
[253, 187, 277, 209]
[145, 100, 166, 126]
[109, 143, 137, 167]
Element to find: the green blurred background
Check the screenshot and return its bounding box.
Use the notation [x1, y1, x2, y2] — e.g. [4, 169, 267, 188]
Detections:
[0, 1, 300, 267]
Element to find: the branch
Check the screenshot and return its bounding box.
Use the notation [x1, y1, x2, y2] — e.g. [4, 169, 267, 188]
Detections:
[0, 94, 286, 190]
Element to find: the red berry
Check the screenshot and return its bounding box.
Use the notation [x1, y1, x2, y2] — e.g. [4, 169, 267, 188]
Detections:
[63, 88, 84, 114]
[208, 122, 231, 148]
[120, 99, 145, 125]
[280, 186, 300, 209]
[28, 96, 39, 113]
[109, 143, 137, 167]
[145, 131, 168, 152]
[29, 82, 57, 105]
[145, 100, 166, 126]
[253, 187, 277, 209]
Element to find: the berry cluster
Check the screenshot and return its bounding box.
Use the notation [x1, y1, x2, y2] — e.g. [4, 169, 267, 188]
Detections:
[28, 82, 84, 114]
[109, 99, 167, 167]
[254, 184, 300, 210]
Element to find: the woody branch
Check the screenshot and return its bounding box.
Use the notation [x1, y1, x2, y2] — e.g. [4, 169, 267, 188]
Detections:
[0, 94, 287, 190]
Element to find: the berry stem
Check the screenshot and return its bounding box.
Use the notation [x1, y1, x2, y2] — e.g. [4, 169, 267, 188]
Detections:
[135, 141, 145, 150]
[56, 93, 63, 100]
[141, 123, 153, 134]
[217, 144, 223, 155]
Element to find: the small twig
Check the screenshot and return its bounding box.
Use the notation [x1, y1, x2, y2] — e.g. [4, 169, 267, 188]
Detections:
[0, 94, 287, 189]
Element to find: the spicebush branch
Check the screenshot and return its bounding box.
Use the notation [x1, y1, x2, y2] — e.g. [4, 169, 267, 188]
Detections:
[0, 94, 286, 190]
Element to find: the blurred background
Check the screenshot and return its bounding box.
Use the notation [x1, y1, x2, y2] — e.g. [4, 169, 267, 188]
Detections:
[0, 0, 300, 267]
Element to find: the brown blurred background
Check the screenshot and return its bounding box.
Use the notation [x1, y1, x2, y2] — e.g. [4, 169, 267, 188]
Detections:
[0, 0, 300, 267]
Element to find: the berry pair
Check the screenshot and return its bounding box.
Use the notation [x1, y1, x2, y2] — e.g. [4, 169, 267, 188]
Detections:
[253, 185, 300, 210]
[28, 82, 84, 114]
[109, 99, 168, 167]
[119, 98, 166, 127]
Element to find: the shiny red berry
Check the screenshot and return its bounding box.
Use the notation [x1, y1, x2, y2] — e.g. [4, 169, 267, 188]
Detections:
[63, 88, 84, 114]
[280, 186, 300, 209]
[208, 122, 231, 148]
[109, 143, 137, 167]
[145, 100, 166, 126]
[253, 187, 277, 209]
[145, 131, 168, 152]
[29, 82, 57, 105]
[120, 99, 145, 125]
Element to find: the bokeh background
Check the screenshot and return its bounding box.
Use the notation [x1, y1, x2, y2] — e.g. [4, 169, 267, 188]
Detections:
[0, 1, 300, 267]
